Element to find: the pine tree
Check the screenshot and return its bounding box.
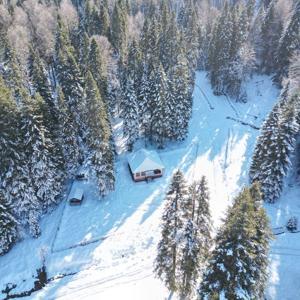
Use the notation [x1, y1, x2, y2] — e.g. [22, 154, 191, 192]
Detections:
[259, 0, 283, 74]
[151, 64, 170, 148]
[85, 72, 110, 146]
[111, 0, 128, 59]
[260, 95, 299, 202]
[249, 102, 281, 183]
[178, 219, 202, 299]
[274, 1, 300, 85]
[56, 48, 86, 143]
[56, 88, 81, 176]
[78, 32, 90, 76]
[250, 90, 300, 202]
[85, 72, 114, 196]
[178, 176, 212, 299]
[208, 3, 233, 95]
[0, 76, 20, 182]
[2, 41, 24, 101]
[0, 190, 19, 255]
[198, 187, 272, 299]
[170, 52, 192, 141]
[100, 2, 110, 38]
[155, 170, 188, 292]
[21, 92, 62, 212]
[195, 177, 212, 234]
[88, 38, 108, 103]
[121, 75, 139, 151]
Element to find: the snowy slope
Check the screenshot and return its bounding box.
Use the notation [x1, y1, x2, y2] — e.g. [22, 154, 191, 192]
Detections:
[0, 71, 293, 300]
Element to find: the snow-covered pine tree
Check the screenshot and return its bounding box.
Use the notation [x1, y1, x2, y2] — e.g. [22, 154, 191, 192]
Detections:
[88, 38, 108, 104]
[28, 47, 64, 169]
[195, 176, 212, 236]
[137, 62, 152, 138]
[56, 88, 81, 176]
[0, 76, 20, 182]
[100, 1, 110, 37]
[78, 31, 90, 77]
[170, 52, 192, 141]
[178, 219, 202, 299]
[198, 187, 272, 299]
[250, 184, 273, 298]
[85, 72, 115, 196]
[249, 102, 281, 183]
[151, 64, 170, 148]
[274, 0, 300, 85]
[259, 0, 283, 75]
[177, 176, 212, 299]
[0, 190, 19, 255]
[2, 40, 24, 102]
[55, 15, 87, 143]
[159, 4, 180, 73]
[28, 47, 53, 111]
[208, 2, 233, 95]
[21, 92, 62, 214]
[111, 0, 128, 59]
[260, 95, 300, 202]
[155, 170, 188, 293]
[121, 75, 139, 151]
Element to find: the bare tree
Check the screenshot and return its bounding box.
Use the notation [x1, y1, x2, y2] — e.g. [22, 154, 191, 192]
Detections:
[22, 0, 57, 60]
[7, 6, 30, 65]
[59, 0, 79, 32]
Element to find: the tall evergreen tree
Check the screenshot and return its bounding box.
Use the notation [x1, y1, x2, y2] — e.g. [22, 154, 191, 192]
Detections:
[121, 75, 139, 151]
[21, 92, 62, 213]
[88, 38, 108, 103]
[155, 170, 188, 292]
[85, 72, 115, 196]
[259, 0, 283, 74]
[151, 64, 170, 148]
[0, 190, 19, 255]
[56, 88, 81, 175]
[178, 176, 212, 299]
[274, 0, 300, 85]
[198, 187, 272, 299]
[111, 0, 128, 59]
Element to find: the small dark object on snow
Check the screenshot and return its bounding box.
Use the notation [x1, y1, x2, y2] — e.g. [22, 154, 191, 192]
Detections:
[75, 173, 86, 180]
[286, 217, 298, 232]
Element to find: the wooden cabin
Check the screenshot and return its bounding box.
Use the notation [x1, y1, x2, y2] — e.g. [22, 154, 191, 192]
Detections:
[68, 187, 84, 205]
[128, 149, 165, 182]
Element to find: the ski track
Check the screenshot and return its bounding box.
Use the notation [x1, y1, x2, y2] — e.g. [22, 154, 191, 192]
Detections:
[1, 71, 299, 300]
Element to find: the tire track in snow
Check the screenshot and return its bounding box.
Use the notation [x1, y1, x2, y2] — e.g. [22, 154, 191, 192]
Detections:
[194, 83, 215, 110]
[48, 263, 154, 300]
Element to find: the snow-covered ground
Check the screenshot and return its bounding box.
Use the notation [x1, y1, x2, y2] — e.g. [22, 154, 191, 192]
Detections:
[1, 72, 298, 300]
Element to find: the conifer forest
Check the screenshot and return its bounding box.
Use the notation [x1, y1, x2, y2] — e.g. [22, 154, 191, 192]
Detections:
[0, 0, 299, 299]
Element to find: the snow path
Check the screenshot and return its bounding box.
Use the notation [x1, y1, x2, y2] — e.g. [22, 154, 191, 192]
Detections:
[1, 71, 295, 300]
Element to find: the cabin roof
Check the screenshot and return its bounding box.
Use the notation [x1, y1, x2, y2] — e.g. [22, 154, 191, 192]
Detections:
[128, 149, 164, 173]
[68, 187, 84, 200]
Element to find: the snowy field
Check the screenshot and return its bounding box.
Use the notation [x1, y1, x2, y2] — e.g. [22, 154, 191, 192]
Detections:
[1, 71, 298, 300]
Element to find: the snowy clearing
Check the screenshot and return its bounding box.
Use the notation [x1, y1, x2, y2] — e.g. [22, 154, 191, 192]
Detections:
[2, 72, 298, 300]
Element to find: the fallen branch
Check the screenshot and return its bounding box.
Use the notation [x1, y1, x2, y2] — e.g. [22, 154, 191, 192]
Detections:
[226, 116, 260, 130]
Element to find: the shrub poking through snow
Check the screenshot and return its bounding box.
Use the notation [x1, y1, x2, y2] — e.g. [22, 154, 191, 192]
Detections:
[286, 217, 298, 232]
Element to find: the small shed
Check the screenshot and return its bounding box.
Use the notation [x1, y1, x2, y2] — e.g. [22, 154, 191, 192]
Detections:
[128, 149, 165, 182]
[68, 187, 84, 205]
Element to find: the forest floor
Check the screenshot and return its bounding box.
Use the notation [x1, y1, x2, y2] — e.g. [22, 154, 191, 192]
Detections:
[1, 72, 298, 300]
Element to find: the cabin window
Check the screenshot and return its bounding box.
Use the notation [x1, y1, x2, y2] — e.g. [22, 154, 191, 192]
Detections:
[154, 169, 161, 175]
[136, 172, 140, 177]
[141, 172, 146, 176]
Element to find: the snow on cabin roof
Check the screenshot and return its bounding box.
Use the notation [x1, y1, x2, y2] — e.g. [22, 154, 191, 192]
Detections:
[68, 187, 84, 200]
[128, 149, 164, 174]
